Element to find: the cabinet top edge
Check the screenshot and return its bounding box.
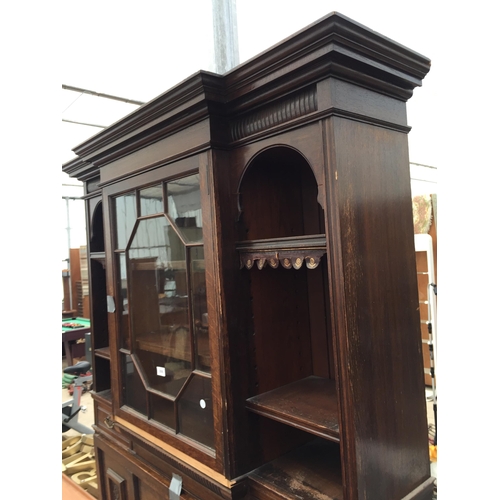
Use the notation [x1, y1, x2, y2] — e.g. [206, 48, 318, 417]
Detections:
[63, 12, 431, 180]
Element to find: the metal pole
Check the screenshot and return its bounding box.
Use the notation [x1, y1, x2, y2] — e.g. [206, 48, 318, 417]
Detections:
[212, 0, 240, 74]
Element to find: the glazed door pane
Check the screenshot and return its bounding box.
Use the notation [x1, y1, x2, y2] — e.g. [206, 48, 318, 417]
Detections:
[178, 373, 214, 448]
[116, 173, 214, 448]
[190, 248, 210, 372]
[128, 216, 192, 396]
[139, 184, 163, 216]
[167, 175, 203, 242]
[115, 192, 137, 250]
[121, 354, 147, 415]
[116, 253, 130, 350]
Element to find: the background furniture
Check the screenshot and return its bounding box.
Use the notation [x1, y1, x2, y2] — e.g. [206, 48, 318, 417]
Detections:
[62, 247, 90, 319]
[62, 317, 91, 366]
[63, 13, 432, 500]
[413, 195, 438, 387]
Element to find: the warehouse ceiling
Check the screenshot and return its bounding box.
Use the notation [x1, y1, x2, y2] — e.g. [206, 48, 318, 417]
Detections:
[62, 86, 143, 167]
[61, 1, 441, 185]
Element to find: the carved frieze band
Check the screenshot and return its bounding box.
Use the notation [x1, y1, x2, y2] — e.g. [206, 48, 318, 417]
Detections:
[231, 86, 317, 141]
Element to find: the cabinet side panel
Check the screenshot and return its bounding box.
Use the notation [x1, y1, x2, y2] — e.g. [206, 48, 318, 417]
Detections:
[333, 118, 430, 499]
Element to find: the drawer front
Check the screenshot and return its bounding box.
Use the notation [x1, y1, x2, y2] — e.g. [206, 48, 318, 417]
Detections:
[94, 400, 132, 450]
[96, 433, 202, 500]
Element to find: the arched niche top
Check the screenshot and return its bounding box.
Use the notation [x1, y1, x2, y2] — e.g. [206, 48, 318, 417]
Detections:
[237, 145, 325, 219]
[236, 146, 326, 270]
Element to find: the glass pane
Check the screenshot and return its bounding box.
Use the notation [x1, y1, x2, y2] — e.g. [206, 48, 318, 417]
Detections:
[178, 374, 214, 449]
[128, 216, 191, 397]
[167, 174, 203, 242]
[190, 247, 210, 372]
[122, 354, 148, 416]
[115, 192, 137, 249]
[117, 253, 130, 350]
[150, 393, 175, 430]
[139, 184, 163, 216]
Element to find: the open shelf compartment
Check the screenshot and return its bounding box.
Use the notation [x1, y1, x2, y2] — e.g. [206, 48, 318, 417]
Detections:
[94, 346, 110, 360]
[248, 437, 343, 500]
[246, 376, 340, 442]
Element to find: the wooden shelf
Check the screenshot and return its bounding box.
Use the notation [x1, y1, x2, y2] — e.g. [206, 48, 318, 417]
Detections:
[236, 234, 326, 252]
[135, 331, 211, 367]
[246, 376, 340, 442]
[92, 389, 112, 405]
[89, 252, 106, 266]
[129, 259, 205, 272]
[248, 438, 343, 500]
[94, 346, 110, 360]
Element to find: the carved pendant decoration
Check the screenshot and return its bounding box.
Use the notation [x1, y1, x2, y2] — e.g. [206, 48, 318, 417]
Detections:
[256, 258, 267, 270]
[306, 256, 319, 269]
[269, 257, 279, 268]
[237, 234, 327, 271]
[240, 250, 325, 270]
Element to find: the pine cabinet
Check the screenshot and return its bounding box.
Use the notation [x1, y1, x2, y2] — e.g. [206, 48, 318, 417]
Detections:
[63, 12, 432, 500]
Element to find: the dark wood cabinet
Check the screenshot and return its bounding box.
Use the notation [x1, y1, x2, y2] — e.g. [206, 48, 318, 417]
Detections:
[63, 13, 432, 500]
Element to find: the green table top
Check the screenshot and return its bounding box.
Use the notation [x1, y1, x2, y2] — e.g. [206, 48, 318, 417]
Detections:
[62, 317, 91, 332]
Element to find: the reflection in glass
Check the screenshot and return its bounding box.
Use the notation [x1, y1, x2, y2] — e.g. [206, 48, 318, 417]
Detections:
[115, 192, 137, 249]
[150, 393, 175, 430]
[121, 354, 147, 416]
[117, 253, 130, 349]
[178, 374, 214, 449]
[167, 175, 203, 242]
[128, 216, 191, 397]
[140, 184, 163, 217]
[190, 247, 210, 372]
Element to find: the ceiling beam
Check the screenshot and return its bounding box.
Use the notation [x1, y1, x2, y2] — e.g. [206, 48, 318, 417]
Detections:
[62, 84, 145, 106]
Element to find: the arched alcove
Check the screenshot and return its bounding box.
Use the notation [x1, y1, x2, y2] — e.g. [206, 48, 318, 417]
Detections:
[236, 146, 334, 397]
[89, 201, 104, 253]
[238, 146, 324, 242]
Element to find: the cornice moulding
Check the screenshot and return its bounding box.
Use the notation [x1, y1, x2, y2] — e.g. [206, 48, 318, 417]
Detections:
[62, 12, 430, 180]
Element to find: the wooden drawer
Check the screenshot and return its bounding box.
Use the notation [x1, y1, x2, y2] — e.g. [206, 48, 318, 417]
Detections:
[93, 400, 131, 450]
[95, 433, 202, 500]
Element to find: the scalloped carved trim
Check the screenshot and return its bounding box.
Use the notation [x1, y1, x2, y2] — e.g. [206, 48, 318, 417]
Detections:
[231, 86, 317, 141]
[241, 250, 325, 270]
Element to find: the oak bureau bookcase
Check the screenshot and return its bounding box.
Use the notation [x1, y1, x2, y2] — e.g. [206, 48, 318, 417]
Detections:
[63, 12, 433, 500]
